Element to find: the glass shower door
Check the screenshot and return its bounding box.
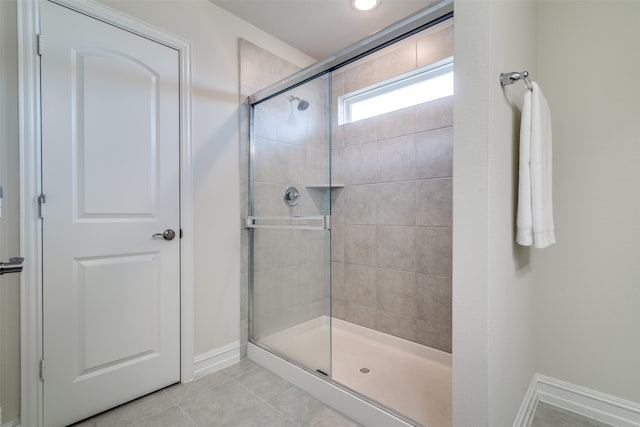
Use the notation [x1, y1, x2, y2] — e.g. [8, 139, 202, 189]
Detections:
[248, 76, 332, 376]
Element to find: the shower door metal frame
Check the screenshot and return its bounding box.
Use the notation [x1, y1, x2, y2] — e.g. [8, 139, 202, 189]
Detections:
[247, 75, 334, 353]
[248, 0, 453, 105]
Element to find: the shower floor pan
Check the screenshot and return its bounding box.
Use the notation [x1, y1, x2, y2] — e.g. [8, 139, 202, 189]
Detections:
[250, 316, 451, 427]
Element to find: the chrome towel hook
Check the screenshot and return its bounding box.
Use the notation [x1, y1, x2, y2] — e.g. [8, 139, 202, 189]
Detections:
[500, 71, 533, 91]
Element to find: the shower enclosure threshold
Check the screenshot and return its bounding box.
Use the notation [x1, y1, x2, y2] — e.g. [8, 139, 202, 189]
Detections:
[248, 317, 451, 427]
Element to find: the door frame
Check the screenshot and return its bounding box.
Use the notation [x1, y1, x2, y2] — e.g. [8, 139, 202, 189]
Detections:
[18, 1, 194, 425]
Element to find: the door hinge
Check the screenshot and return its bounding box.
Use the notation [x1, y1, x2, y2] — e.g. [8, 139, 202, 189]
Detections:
[36, 33, 43, 56]
[37, 194, 46, 219]
[39, 359, 45, 381]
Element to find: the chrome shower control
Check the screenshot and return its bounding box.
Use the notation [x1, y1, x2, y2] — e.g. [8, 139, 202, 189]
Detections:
[283, 186, 300, 207]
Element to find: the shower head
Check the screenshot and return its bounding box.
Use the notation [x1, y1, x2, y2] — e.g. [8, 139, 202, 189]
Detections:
[289, 95, 310, 111]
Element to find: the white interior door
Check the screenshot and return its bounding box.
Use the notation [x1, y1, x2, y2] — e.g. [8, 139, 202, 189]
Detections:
[40, 2, 180, 425]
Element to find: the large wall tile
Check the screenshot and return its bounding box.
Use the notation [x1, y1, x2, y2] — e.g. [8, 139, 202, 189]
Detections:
[375, 269, 417, 298]
[344, 302, 377, 330]
[376, 181, 417, 226]
[303, 148, 329, 186]
[416, 320, 451, 353]
[304, 261, 330, 302]
[342, 61, 377, 94]
[344, 184, 377, 225]
[416, 227, 452, 277]
[344, 225, 377, 266]
[331, 188, 345, 225]
[376, 311, 417, 342]
[300, 229, 330, 264]
[416, 23, 454, 68]
[376, 42, 417, 82]
[253, 104, 277, 140]
[331, 224, 344, 262]
[254, 137, 301, 184]
[332, 299, 346, 320]
[377, 286, 418, 319]
[376, 226, 416, 272]
[344, 264, 377, 308]
[376, 107, 416, 140]
[279, 266, 307, 308]
[331, 261, 346, 300]
[277, 107, 308, 145]
[416, 96, 454, 132]
[343, 143, 377, 184]
[253, 228, 301, 271]
[253, 182, 290, 217]
[415, 127, 453, 179]
[376, 135, 416, 182]
[342, 117, 378, 147]
[416, 274, 452, 326]
[416, 178, 453, 227]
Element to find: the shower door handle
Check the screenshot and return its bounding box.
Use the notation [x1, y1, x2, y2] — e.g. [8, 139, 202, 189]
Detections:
[244, 215, 330, 230]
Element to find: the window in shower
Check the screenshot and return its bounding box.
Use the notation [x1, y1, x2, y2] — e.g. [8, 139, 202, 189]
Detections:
[338, 57, 454, 124]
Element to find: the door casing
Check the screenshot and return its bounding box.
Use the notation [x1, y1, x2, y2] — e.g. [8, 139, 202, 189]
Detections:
[17, 1, 194, 426]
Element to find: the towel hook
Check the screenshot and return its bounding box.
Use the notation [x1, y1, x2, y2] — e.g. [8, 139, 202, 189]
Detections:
[500, 71, 533, 91]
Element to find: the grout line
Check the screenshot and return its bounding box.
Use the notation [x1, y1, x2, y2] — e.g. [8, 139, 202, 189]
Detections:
[162, 388, 178, 406]
[231, 377, 303, 427]
[175, 403, 200, 427]
[162, 373, 234, 409]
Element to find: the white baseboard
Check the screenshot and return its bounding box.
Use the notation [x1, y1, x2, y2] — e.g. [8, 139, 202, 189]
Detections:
[537, 375, 640, 427]
[192, 342, 240, 380]
[514, 374, 640, 427]
[512, 374, 539, 427]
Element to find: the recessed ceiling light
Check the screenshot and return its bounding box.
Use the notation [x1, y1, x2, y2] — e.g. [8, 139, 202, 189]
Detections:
[352, 0, 380, 11]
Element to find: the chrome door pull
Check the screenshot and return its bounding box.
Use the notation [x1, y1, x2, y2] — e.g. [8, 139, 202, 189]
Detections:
[152, 229, 176, 241]
[0, 257, 24, 275]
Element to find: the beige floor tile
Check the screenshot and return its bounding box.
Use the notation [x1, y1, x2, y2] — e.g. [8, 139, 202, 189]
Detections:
[94, 391, 175, 427]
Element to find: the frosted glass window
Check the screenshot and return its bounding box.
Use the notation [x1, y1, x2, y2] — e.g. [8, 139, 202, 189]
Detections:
[339, 58, 453, 124]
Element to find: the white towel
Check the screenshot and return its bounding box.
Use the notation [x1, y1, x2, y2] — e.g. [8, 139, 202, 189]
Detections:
[516, 81, 556, 248]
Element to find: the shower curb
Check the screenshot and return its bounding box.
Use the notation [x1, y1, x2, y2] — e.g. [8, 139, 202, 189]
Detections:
[248, 342, 419, 427]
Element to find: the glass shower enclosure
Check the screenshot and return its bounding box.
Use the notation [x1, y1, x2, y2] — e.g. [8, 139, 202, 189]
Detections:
[247, 75, 333, 376]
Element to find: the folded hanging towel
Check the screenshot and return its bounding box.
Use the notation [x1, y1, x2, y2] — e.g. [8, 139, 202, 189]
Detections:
[516, 81, 556, 248]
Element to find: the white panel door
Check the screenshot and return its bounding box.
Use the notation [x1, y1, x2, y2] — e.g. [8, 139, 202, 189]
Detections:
[40, 2, 180, 426]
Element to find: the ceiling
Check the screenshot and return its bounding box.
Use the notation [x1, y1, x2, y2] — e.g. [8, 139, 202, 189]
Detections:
[211, 0, 438, 60]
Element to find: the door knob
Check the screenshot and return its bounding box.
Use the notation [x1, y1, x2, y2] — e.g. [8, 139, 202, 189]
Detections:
[0, 257, 24, 275]
[152, 229, 176, 241]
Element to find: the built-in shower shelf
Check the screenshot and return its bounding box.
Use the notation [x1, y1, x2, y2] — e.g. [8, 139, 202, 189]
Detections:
[306, 184, 345, 189]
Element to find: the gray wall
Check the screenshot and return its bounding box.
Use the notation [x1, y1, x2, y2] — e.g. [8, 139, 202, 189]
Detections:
[535, 1, 640, 404]
[330, 22, 454, 352]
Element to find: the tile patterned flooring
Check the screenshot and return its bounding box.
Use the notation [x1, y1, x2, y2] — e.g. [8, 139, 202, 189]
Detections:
[531, 402, 613, 427]
[71, 360, 361, 427]
[71, 359, 611, 427]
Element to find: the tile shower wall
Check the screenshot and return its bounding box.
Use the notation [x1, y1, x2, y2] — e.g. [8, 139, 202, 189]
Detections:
[240, 40, 331, 350]
[331, 21, 454, 353]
